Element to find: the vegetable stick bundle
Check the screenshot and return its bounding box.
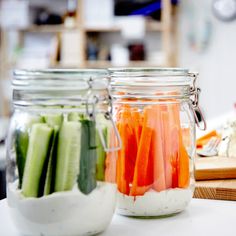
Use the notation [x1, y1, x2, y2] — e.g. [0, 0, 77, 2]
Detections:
[113, 102, 190, 197]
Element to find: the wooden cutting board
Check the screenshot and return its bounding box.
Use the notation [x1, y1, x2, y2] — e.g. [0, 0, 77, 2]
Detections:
[195, 156, 236, 180]
[194, 179, 236, 201]
[194, 157, 236, 201]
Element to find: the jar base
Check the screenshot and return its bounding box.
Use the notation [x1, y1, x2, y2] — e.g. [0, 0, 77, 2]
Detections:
[116, 208, 183, 219]
[117, 187, 193, 218]
[116, 211, 181, 219]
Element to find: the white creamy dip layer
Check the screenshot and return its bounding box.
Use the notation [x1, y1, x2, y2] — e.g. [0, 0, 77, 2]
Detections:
[117, 188, 193, 217]
[7, 181, 117, 236]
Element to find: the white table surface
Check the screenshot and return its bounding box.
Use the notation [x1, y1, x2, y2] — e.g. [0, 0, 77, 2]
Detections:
[0, 198, 236, 236]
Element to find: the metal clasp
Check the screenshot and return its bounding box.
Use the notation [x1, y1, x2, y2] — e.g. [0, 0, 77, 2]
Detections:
[189, 72, 207, 131]
[96, 93, 122, 153]
[85, 85, 122, 152]
[97, 111, 122, 153]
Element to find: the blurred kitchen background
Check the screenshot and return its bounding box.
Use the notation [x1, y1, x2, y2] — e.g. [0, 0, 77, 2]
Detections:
[0, 0, 236, 199]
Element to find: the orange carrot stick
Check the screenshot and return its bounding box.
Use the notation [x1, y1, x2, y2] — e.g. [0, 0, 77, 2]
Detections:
[116, 106, 139, 195]
[131, 109, 142, 145]
[105, 129, 117, 183]
[152, 105, 166, 192]
[178, 139, 190, 188]
[167, 103, 181, 188]
[124, 123, 137, 186]
[161, 109, 172, 189]
[116, 121, 130, 194]
[171, 125, 179, 188]
[169, 103, 190, 188]
[130, 107, 154, 196]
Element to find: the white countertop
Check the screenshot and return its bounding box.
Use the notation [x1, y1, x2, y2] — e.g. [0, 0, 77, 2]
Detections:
[0, 198, 236, 236]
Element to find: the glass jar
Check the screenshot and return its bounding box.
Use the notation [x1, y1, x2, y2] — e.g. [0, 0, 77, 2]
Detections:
[109, 68, 205, 217]
[6, 69, 121, 236]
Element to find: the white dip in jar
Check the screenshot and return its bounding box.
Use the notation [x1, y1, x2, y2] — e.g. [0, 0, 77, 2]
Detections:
[8, 181, 117, 236]
[117, 188, 193, 217]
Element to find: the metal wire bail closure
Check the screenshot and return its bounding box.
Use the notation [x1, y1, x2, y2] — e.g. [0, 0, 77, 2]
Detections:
[85, 89, 122, 153]
[189, 72, 207, 131]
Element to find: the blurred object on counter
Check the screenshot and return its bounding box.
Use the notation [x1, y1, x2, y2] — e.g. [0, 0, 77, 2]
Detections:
[0, 0, 30, 29]
[196, 109, 236, 158]
[60, 31, 82, 66]
[196, 110, 235, 139]
[111, 44, 129, 66]
[86, 33, 99, 61]
[218, 119, 236, 157]
[197, 137, 221, 157]
[34, 7, 63, 25]
[147, 51, 166, 66]
[128, 43, 145, 61]
[117, 16, 145, 40]
[98, 46, 111, 61]
[197, 130, 220, 149]
[64, 0, 77, 28]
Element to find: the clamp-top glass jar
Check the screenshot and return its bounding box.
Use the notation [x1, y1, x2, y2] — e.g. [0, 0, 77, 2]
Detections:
[109, 68, 205, 217]
[6, 69, 121, 236]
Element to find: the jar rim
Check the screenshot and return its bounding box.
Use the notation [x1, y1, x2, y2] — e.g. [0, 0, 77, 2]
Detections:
[108, 67, 190, 76]
[13, 68, 108, 80]
[109, 67, 197, 88]
[12, 69, 109, 91]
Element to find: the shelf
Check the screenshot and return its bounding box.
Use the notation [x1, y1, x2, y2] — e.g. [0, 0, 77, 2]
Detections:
[84, 26, 121, 33]
[146, 20, 163, 32]
[5, 20, 162, 34]
[19, 25, 80, 33]
[84, 20, 163, 33]
[84, 60, 165, 68]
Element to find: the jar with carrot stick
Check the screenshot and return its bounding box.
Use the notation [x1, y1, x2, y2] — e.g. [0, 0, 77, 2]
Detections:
[109, 68, 206, 217]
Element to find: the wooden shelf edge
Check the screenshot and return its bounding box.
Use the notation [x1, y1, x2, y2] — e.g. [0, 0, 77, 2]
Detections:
[84, 60, 166, 68]
[18, 25, 81, 33]
[84, 20, 163, 33]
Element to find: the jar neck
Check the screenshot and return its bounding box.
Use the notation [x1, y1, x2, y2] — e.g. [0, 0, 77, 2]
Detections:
[111, 85, 192, 105]
[12, 69, 109, 109]
[109, 68, 195, 104]
[109, 67, 206, 130]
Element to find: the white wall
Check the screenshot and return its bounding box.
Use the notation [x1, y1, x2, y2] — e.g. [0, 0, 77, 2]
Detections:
[179, 0, 236, 120]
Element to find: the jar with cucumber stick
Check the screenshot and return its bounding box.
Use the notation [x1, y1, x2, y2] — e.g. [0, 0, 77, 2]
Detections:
[109, 68, 206, 217]
[6, 69, 121, 236]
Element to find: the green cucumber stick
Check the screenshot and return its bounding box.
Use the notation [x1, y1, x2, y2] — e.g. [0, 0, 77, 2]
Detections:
[78, 119, 97, 194]
[43, 126, 59, 196]
[42, 114, 63, 127]
[96, 127, 107, 181]
[22, 124, 53, 198]
[55, 121, 81, 192]
[15, 115, 44, 189]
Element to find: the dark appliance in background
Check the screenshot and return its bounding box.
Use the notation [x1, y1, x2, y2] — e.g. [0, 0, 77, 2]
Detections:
[128, 43, 145, 61]
[114, 0, 178, 20]
[33, 7, 63, 25]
